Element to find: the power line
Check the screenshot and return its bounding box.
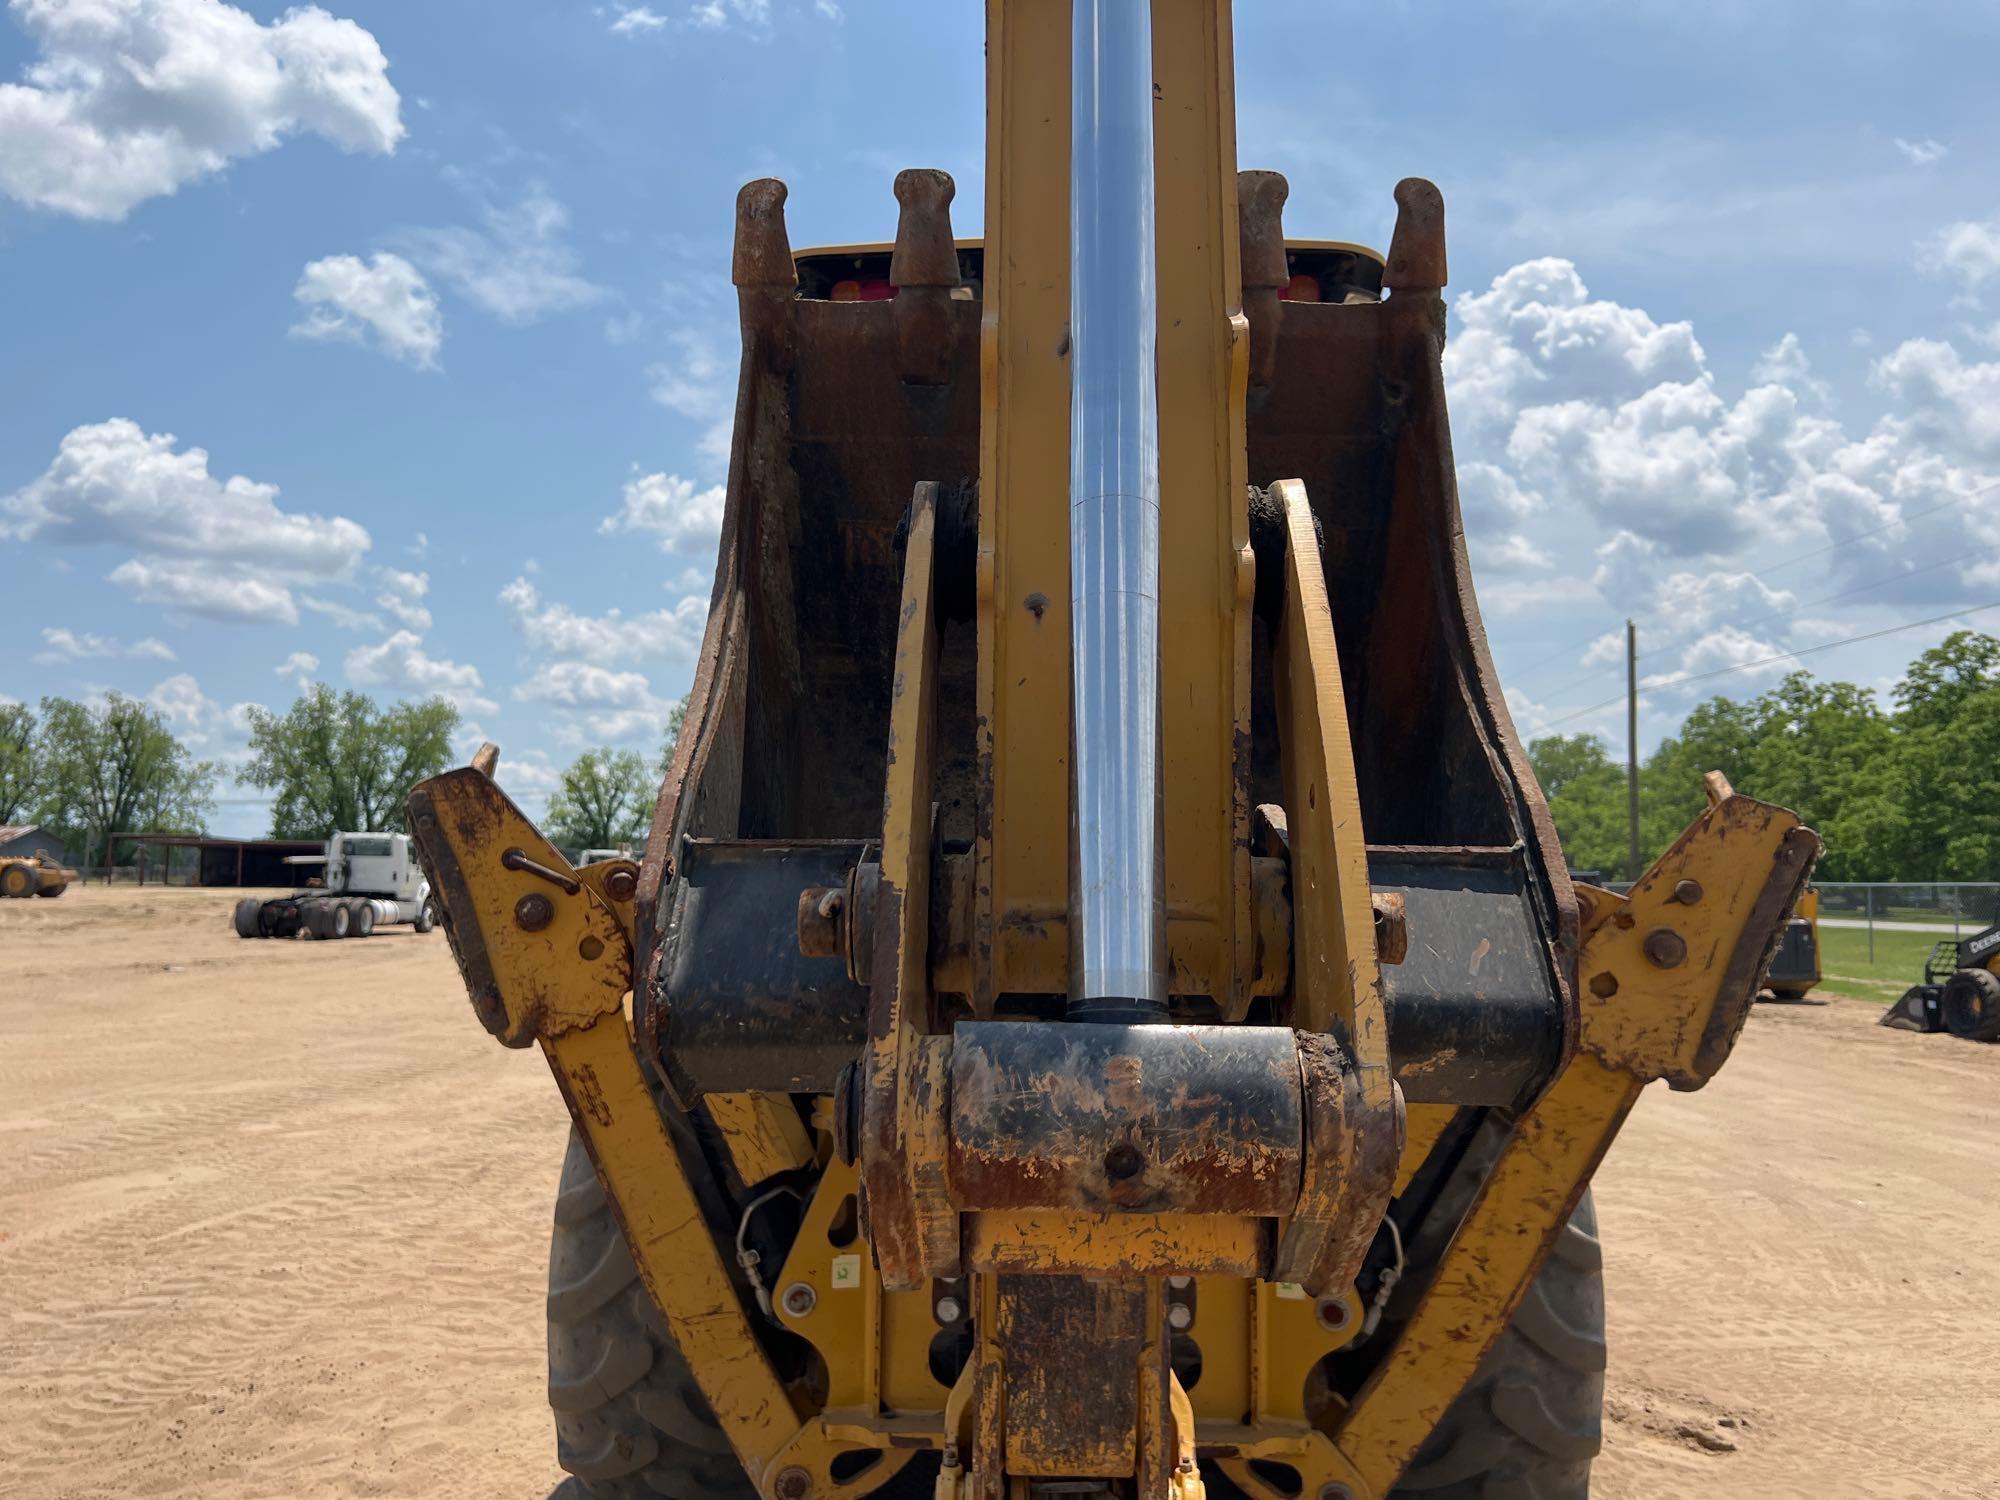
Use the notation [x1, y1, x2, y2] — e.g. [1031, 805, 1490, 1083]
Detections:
[1680, 539, 2000, 652]
[1508, 477, 2000, 692]
[1535, 597, 2000, 731]
[1750, 488, 1990, 579]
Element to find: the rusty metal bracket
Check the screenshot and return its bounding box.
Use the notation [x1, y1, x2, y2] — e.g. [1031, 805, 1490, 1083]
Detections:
[407, 767, 848, 1497]
[858, 481, 960, 1289]
[1318, 785, 1818, 1497]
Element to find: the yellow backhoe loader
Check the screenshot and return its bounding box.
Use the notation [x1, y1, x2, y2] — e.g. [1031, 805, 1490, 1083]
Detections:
[406, 6, 1818, 1496]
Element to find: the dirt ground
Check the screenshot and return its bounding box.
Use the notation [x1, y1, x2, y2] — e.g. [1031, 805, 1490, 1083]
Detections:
[3, 887, 1996, 1499]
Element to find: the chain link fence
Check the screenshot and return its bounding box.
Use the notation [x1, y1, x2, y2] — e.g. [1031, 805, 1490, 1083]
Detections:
[1816, 883, 2000, 930]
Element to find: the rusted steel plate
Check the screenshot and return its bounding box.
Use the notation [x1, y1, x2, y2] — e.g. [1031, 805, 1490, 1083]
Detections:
[947, 1021, 1305, 1216]
[998, 1275, 1146, 1477]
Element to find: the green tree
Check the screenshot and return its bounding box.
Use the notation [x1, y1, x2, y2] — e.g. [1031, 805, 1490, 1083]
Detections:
[1893, 630, 2000, 731]
[1526, 733, 1628, 876]
[0, 703, 36, 824]
[242, 686, 460, 838]
[35, 694, 216, 867]
[547, 748, 655, 850]
[660, 693, 690, 776]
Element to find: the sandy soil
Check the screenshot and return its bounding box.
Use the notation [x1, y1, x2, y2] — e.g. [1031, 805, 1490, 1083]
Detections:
[4, 887, 1997, 1499]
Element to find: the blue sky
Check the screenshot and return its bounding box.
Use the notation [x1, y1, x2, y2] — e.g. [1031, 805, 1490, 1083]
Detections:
[3, 0, 1999, 834]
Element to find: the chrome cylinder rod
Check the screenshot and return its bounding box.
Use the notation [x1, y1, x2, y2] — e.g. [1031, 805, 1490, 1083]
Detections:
[1068, 0, 1165, 1019]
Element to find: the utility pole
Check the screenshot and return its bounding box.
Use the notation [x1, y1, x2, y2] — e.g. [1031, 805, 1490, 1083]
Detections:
[1626, 619, 1641, 882]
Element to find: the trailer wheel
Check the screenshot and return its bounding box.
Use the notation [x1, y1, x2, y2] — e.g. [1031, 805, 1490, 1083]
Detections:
[414, 899, 436, 934]
[1942, 967, 2000, 1043]
[1390, 1193, 1605, 1500]
[233, 898, 263, 938]
[329, 902, 352, 940]
[351, 901, 376, 938]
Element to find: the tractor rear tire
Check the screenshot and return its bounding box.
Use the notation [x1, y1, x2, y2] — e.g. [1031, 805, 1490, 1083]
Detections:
[546, 1125, 754, 1500]
[1390, 1192, 1605, 1500]
[0, 864, 33, 898]
[234, 898, 263, 938]
[1942, 967, 2000, 1043]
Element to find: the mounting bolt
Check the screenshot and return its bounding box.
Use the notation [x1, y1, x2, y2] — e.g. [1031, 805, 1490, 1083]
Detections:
[514, 892, 554, 932]
[1643, 928, 1688, 969]
[1318, 1485, 1356, 1500]
[1166, 1301, 1194, 1332]
[1673, 879, 1704, 905]
[1587, 970, 1619, 999]
[605, 865, 639, 902]
[780, 1282, 817, 1318]
[774, 1467, 812, 1500]
[934, 1293, 964, 1325]
[1315, 1297, 1351, 1332]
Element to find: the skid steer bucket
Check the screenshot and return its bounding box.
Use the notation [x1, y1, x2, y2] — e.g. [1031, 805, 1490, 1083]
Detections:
[407, 5, 1818, 1497]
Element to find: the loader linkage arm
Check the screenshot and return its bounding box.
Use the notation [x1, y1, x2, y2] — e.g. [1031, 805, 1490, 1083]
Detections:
[408, 754, 1813, 1500]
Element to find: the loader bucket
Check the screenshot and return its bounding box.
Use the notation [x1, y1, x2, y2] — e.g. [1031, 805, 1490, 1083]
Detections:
[1881, 986, 1946, 1032]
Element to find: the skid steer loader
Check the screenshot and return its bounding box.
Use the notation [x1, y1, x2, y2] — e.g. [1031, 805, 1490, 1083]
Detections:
[406, 6, 1817, 1496]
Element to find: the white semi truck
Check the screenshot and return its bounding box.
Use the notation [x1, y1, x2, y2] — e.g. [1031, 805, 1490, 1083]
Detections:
[232, 831, 438, 940]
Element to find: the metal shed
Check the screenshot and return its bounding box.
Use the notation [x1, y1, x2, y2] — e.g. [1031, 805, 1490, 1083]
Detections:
[116, 834, 325, 887]
[0, 825, 68, 866]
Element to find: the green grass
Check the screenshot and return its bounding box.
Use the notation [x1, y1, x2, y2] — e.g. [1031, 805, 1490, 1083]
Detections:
[1813, 925, 1951, 1004]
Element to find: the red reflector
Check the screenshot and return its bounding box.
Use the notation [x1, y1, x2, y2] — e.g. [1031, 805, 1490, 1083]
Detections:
[830, 278, 896, 302]
[1279, 273, 1322, 303]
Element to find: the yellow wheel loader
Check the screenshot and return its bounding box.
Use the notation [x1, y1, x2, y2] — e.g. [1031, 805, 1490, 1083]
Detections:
[407, 6, 1818, 1497]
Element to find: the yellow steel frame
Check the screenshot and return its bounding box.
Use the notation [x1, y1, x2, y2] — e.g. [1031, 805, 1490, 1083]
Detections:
[413, 753, 1809, 1500]
[405, 773, 890, 1500]
[411, 0, 1822, 1493]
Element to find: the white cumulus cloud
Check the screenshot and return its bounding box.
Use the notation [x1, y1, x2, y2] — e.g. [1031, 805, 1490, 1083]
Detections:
[0, 0, 403, 221]
[33, 627, 175, 665]
[608, 5, 666, 33]
[598, 470, 725, 556]
[3, 418, 369, 626]
[500, 576, 707, 663]
[1895, 137, 1948, 168]
[398, 187, 604, 325]
[1449, 253, 2000, 709]
[109, 557, 300, 623]
[275, 650, 319, 691]
[690, 0, 770, 33]
[292, 252, 443, 368]
[513, 659, 675, 744]
[345, 630, 495, 714]
[375, 567, 431, 630]
[1924, 217, 2000, 291]
[300, 594, 382, 631]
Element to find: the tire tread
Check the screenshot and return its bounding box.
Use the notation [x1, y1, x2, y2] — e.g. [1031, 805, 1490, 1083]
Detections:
[1390, 1196, 1605, 1500]
[546, 1128, 755, 1500]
